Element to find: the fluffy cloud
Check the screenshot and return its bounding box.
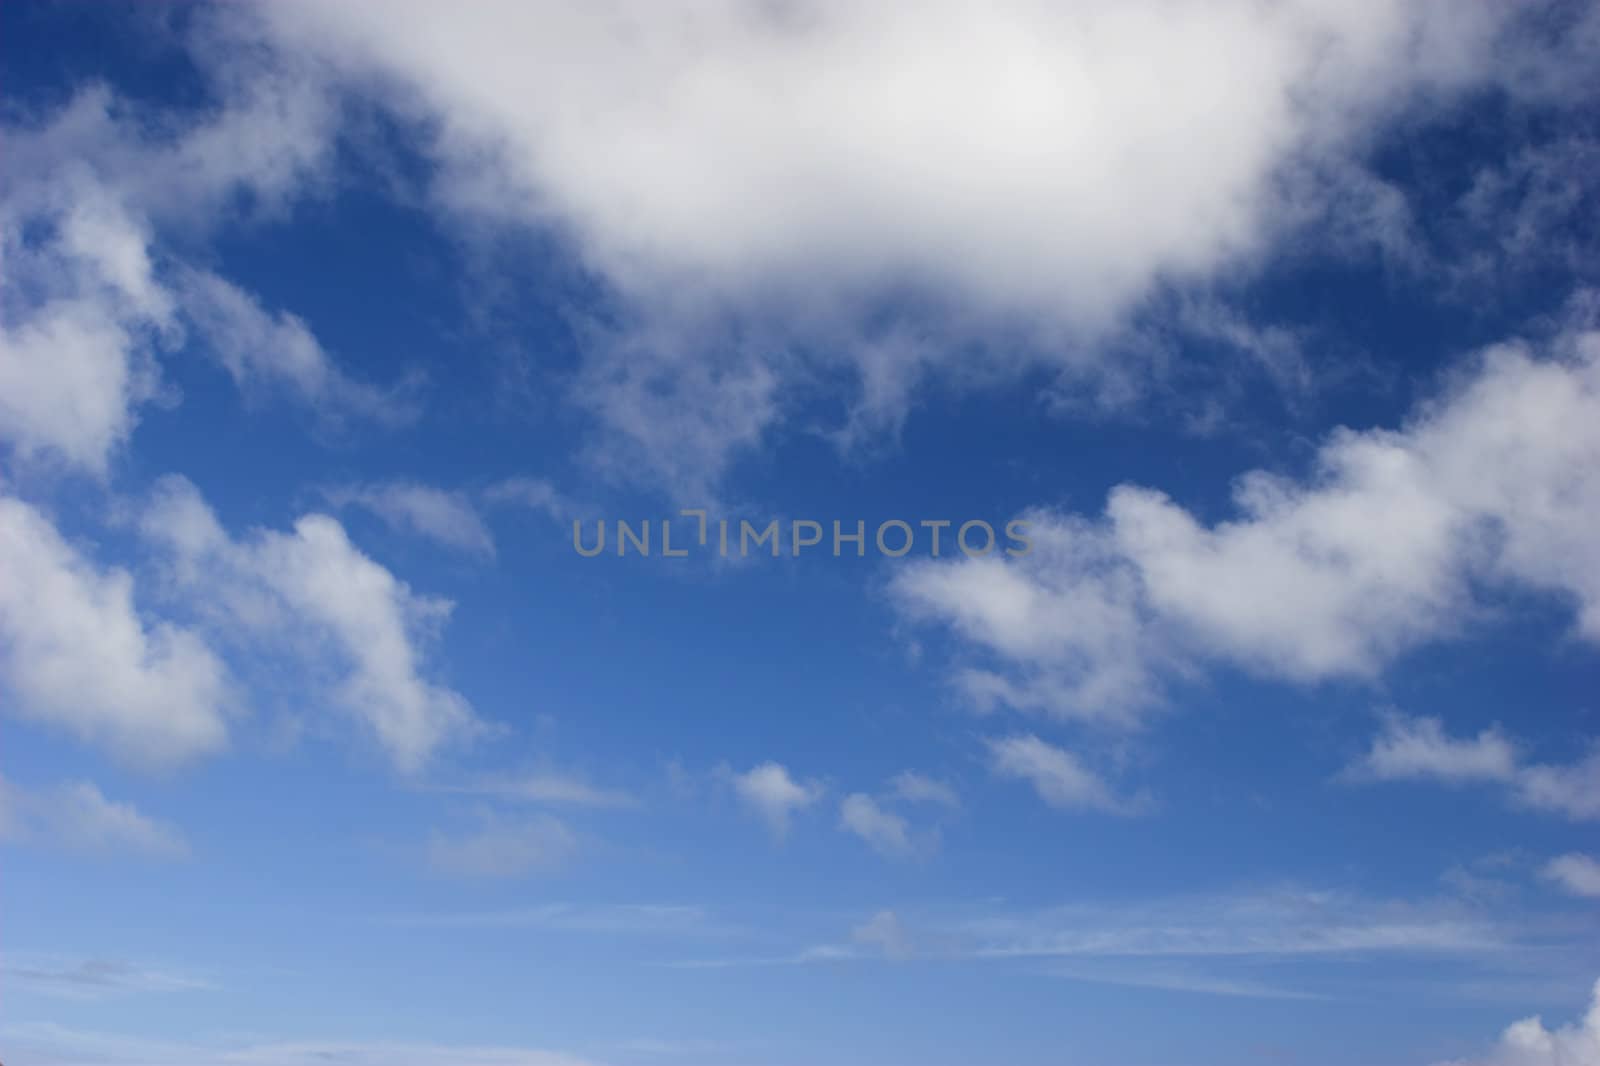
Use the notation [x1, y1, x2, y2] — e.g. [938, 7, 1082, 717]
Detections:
[888, 771, 960, 809]
[985, 734, 1144, 815]
[0, 180, 174, 473]
[838, 793, 915, 858]
[727, 761, 822, 839]
[1346, 714, 1521, 785]
[0, 53, 408, 476]
[895, 319, 1600, 721]
[140, 476, 480, 772]
[0, 495, 229, 767]
[1347, 713, 1600, 821]
[1441, 979, 1600, 1066]
[229, 0, 1597, 493]
[0, 776, 189, 858]
[327, 481, 496, 559]
[1542, 854, 1600, 899]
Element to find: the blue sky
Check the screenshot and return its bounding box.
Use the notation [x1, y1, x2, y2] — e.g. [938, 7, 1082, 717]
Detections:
[2, 3, 1600, 1065]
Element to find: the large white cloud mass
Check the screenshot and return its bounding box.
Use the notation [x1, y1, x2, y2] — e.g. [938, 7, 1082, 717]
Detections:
[232, 0, 1598, 494]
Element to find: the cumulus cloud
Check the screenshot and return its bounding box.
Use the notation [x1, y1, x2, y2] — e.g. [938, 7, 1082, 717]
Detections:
[1347, 713, 1600, 821]
[0, 776, 189, 859]
[838, 793, 915, 858]
[727, 761, 822, 839]
[0, 46, 409, 476]
[0, 494, 229, 767]
[1440, 978, 1600, 1066]
[0, 180, 174, 473]
[895, 319, 1600, 721]
[140, 476, 480, 772]
[227, 0, 1597, 494]
[985, 734, 1144, 815]
[1542, 855, 1600, 899]
[888, 771, 960, 809]
[327, 481, 496, 559]
[1345, 714, 1522, 785]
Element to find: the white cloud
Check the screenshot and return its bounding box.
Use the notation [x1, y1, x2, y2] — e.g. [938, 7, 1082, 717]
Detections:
[0, 776, 188, 859]
[233, 0, 1595, 493]
[888, 771, 960, 809]
[1542, 855, 1600, 899]
[838, 793, 914, 858]
[483, 477, 573, 521]
[0, 179, 173, 474]
[0, 51, 408, 475]
[895, 319, 1600, 720]
[852, 910, 913, 960]
[0, 494, 229, 767]
[1347, 714, 1521, 785]
[1440, 978, 1600, 1066]
[140, 476, 480, 772]
[179, 270, 418, 424]
[427, 812, 576, 878]
[727, 761, 822, 839]
[444, 770, 634, 809]
[682, 884, 1526, 973]
[961, 889, 1507, 960]
[328, 481, 496, 559]
[985, 734, 1143, 815]
[1517, 753, 1600, 821]
[388, 903, 712, 935]
[1347, 713, 1600, 821]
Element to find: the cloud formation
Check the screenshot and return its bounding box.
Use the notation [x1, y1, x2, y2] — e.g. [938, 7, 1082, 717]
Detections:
[727, 761, 823, 839]
[1347, 713, 1600, 821]
[0, 60, 409, 477]
[328, 481, 497, 559]
[141, 476, 480, 772]
[1542, 855, 1600, 899]
[0, 495, 229, 767]
[895, 319, 1600, 721]
[0, 776, 189, 858]
[985, 734, 1144, 815]
[1441, 978, 1600, 1066]
[228, 0, 1598, 494]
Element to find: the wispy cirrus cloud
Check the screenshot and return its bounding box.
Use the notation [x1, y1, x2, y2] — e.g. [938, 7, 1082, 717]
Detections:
[0, 776, 189, 859]
[2, 955, 213, 1000]
[326, 481, 496, 559]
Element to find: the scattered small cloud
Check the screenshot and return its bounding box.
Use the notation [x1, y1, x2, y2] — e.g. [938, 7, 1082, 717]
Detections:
[724, 761, 823, 840]
[1543, 854, 1600, 899]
